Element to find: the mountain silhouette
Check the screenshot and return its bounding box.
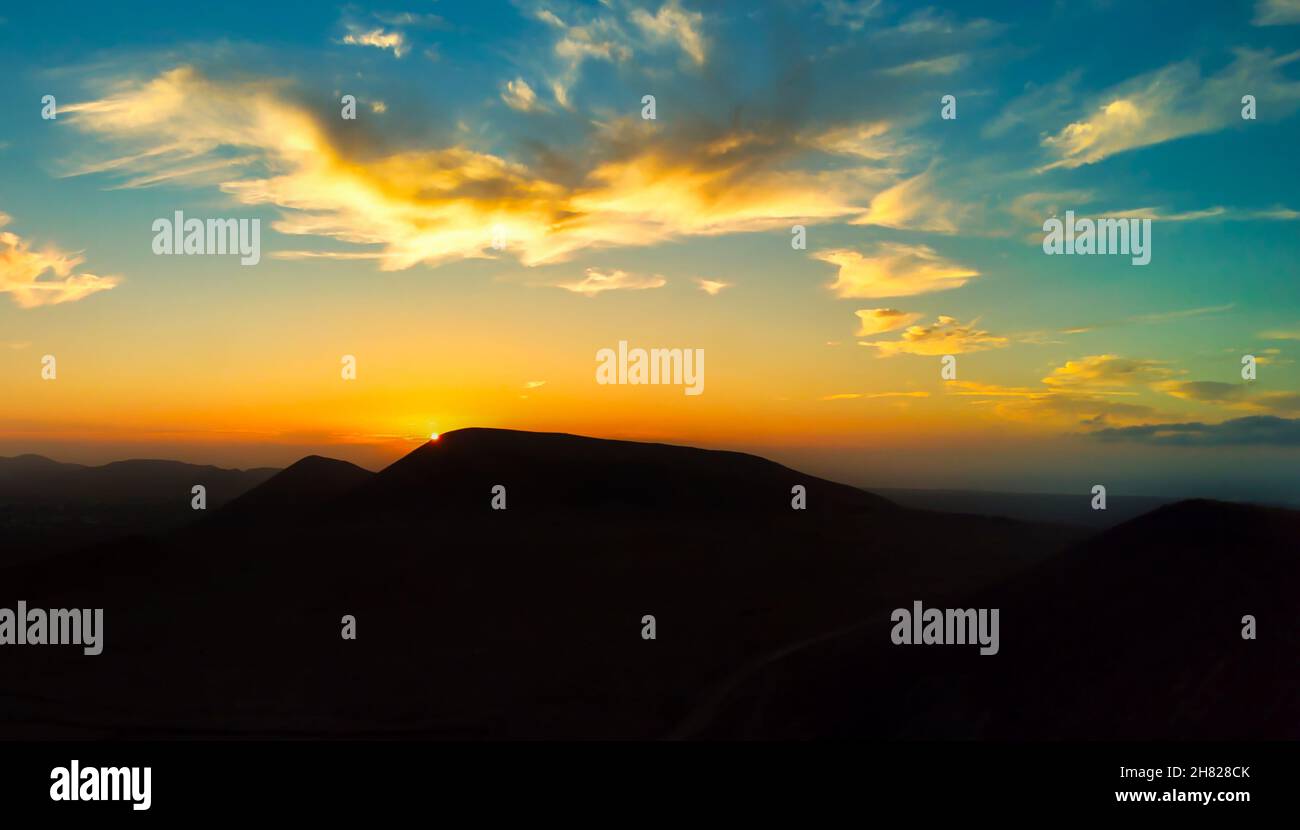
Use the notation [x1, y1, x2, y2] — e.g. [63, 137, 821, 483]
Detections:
[352, 427, 894, 515]
[1, 429, 1285, 740]
[213, 455, 373, 523]
[0, 454, 277, 563]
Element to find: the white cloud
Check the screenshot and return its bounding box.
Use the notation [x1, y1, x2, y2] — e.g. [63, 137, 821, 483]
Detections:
[1254, 0, 1300, 25]
[340, 25, 408, 57]
[631, 1, 707, 65]
[502, 78, 542, 112]
[1040, 49, 1300, 169]
[556, 267, 667, 296]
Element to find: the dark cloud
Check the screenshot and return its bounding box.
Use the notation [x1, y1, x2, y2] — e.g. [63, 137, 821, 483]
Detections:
[1089, 415, 1300, 447]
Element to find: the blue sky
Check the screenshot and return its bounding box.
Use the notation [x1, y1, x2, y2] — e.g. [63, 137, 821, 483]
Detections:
[2, 1, 1299, 501]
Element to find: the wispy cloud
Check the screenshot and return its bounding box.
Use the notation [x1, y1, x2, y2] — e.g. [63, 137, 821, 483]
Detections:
[0, 212, 121, 308]
[1039, 49, 1300, 169]
[501, 77, 543, 112]
[1091, 415, 1300, 446]
[851, 169, 970, 233]
[556, 267, 666, 296]
[695, 278, 731, 295]
[853, 307, 921, 336]
[859, 316, 1007, 356]
[340, 24, 409, 57]
[630, 1, 707, 65]
[1254, 0, 1300, 26]
[817, 243, 978, 299]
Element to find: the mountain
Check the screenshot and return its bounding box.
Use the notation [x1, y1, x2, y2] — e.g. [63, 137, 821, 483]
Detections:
[0, 455, 278, 506]
[213, 455, 373, 522]
[686, 499, 1300, 740]
[352, 427, 895, 515]
[0, 455, 279, 563]
[7, 429, 1278, 741]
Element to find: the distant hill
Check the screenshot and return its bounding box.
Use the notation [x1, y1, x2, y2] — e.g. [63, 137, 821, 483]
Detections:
[0, 454, 278, 562]
[214, 455, 373, 523]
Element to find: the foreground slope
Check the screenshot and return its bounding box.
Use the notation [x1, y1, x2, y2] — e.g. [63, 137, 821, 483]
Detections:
[690, 500, 1299, 739]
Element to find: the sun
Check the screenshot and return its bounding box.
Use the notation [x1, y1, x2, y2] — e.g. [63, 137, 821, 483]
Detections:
[430, 432, 440, 441]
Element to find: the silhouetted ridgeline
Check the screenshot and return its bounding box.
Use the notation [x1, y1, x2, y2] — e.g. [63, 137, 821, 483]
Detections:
[0, 429, 1291, 739]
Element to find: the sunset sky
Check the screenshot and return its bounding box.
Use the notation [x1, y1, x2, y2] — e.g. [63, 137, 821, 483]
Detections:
[2, 0, 1299, 501]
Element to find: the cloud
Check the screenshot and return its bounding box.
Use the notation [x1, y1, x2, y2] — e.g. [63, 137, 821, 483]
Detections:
[556, 267, 666, 296]
[817, 243, 978, 299]
[373, 11, 447, 28]
[851, 170, 969, 233]
[819, 0, 882, 31]
[853, 307, 921, 336]
[502, 78, 543, 112]
[1258, 327, 1300, 340]
[1090, 415, 1300, 446]
[630, 1, 707, 65]
[0, 213, 121, 308]
[880, 54, 968, 76]
[533, 5, 634, 106]
[695, 278, 731, 295]
[63, 67, 887, 270]
[340, 25, 409, 57]
[801, 121, 898, 161]
[523, 380, 547, 389]
[943, 355, 1185, 427]
[1041, 354, 1175, 391]
[1040, 49, 1300, 169]
[859, 315, 1008, 356]
[1157, 380, 1300, 414]
[1254, 0, 1300, 25]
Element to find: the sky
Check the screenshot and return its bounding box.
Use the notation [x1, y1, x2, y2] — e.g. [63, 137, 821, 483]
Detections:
[1, 0, 1299, 502]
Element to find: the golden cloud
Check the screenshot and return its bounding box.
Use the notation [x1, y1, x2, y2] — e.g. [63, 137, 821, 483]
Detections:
[556, 267, 666, 296]
[859, 315, 1007, 356]
[818, 243, 978, 298]
[851, 169, 969, 233]
[853, 307, 922, 336]
[64, 67, 887, 270]
[0, 213, 121, 308]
